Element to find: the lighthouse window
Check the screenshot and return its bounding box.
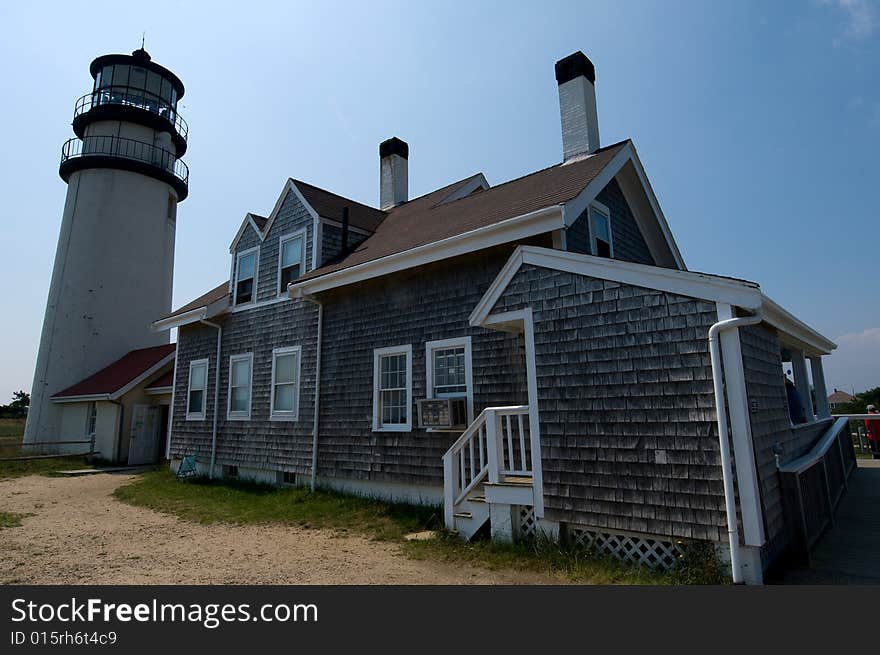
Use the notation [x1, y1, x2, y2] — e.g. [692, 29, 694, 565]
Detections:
[129, 66, 147, 91]
[234, 248, 258, 305]
[278, 232, 304, 295]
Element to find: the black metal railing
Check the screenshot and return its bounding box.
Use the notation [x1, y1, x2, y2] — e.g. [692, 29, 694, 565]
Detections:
[61, 135, 189, 186]
[74, 86, 188, 141]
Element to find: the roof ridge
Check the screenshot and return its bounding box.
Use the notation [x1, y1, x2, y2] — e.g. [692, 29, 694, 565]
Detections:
[448, 139, 630, 202]
[291, 178, 386, 215]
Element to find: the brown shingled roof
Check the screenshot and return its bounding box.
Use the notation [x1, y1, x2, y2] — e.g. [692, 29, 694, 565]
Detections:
[53, 344, 176, 399]
[250, 213, 268, 231]
[297, 141, 628, 282]
[157, 281, 229, 322]
[293, 180, 387, 232]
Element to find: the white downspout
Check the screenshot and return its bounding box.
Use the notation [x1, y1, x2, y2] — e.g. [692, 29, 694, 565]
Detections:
[302, 296, 323, 491]
[707, 309, 762, 584]
[201, 319, 222, 479]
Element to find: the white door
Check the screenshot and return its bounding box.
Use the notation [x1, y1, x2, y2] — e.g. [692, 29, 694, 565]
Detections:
[128, 405, 161, 465]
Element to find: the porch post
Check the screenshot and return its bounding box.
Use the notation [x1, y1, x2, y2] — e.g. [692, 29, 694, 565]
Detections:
[810, 357, 831, 419]
[790, 349, 815, 420]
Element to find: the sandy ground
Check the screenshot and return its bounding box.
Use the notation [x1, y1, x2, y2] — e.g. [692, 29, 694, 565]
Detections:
[0, 473, 559, 585]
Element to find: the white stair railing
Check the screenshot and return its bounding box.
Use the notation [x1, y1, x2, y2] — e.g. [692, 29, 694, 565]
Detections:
[442, 405, 531, 530]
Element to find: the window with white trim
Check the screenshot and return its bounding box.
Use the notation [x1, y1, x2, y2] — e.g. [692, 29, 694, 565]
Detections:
[85, 402, 97, 439]
[373, 344, 412, 431]
[234, 248, 258, 305]
[425, 336, 474, 425]
[270, 346, 301, 420]
[278, 232, 304, 294]
[590, 204, 613, 258]
[227, 353, 253, 420]
[186, 359, 208, 420]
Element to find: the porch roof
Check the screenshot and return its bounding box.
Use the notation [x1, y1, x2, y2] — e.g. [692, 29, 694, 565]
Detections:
[51, 344, 176, 403]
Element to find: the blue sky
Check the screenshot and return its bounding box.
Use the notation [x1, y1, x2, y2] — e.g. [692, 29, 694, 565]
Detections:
[0, 0, 877, 401]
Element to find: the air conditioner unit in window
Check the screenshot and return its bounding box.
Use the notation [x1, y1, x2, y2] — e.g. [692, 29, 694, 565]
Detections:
[417, 397, 468, 430]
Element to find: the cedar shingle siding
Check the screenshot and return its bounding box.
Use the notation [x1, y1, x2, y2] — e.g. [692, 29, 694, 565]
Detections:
[740, 324, 833, 567]
[567, 179, 654, 266]
[491, 263, 726, 541]
[315, 241, 545, 485]
[321, 224, 369, 266]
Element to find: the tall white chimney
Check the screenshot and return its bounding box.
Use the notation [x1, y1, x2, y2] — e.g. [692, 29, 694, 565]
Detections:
[556, 51, 599, 161]
[379, 137, 408, 209]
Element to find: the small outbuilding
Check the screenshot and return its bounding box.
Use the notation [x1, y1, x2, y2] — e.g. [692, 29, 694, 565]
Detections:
[49, 344, 175, 464]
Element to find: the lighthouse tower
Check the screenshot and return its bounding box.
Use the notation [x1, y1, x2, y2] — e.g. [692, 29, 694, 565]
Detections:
[24, 48, 189, 449]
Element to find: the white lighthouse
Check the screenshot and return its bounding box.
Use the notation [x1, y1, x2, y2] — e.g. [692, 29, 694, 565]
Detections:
[24, 48, 188, 450]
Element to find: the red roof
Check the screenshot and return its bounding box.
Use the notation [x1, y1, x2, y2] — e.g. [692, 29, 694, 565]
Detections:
[146, 370, 174, 390]
[52, 344, 176, 399]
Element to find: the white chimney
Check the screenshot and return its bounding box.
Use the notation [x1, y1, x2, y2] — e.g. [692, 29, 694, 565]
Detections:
[379, 137, 408, 209]
[556, 51, 599, 161]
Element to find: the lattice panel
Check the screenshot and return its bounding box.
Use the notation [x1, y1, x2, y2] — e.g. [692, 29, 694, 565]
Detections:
[569, 527, 685, 571]
[519, 506, 538, 540]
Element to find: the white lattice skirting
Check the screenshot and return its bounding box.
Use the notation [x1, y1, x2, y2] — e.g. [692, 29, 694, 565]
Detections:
[568, 526, 685, 571]
[518, 506, 538, 540]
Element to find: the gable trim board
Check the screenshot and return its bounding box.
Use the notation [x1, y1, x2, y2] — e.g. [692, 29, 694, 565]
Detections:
[439, 173, 490, 204]
[51, 350, 176, 404]
[469, 245, 835, 356]
[562, 141, 686, 271]
[289, 205, 565, 298]
[228, 213, 268, 254]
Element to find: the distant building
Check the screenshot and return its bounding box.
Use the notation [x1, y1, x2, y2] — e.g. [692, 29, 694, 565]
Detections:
[827, 389, 854, 411]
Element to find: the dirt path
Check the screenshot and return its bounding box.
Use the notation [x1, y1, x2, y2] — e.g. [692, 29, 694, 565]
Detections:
[0, 473, 559, 585]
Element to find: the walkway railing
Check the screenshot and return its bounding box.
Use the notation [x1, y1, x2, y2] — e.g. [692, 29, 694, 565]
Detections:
[778, 417, 857, 561]
[442, 405, 531, 529]
[833, 413, 880, 456]
[60, 135, 189, 187]
[74, 86, 188, 141]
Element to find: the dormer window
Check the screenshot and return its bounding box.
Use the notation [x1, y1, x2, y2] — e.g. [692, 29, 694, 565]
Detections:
[234, 247, 258, 305]
[590, 203, 613, 258]
[278, 230, 305, 295]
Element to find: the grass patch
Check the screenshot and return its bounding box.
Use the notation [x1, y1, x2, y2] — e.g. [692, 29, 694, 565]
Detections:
[114, 469, 440, 541]
[0, 456, 91, 480]
[0, 511, 32, 528]
[114, 469, 725, 584]
[0, 418, 25, 439]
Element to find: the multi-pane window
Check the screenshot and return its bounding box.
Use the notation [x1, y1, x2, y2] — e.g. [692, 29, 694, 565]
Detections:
[278, 234, 304, 294]
[425, 337, 474, 426]
[85, 402, 97, 439]
[186, 359, 208, 420]
[432, 347, 467, 396]
[227, 354, 253, 420]
[590, 206, 613, 258]
[373, 345, 412, 431]
[234, 249, 258, 305]
[271, 346, 301, 420]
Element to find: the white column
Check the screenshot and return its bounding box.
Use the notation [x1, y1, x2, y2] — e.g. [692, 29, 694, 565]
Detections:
[810, 356, 831, 418]
[790, 349, 815, 420]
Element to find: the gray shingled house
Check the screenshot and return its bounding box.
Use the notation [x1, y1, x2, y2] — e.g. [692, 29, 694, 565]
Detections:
[153, 52, 853, 583]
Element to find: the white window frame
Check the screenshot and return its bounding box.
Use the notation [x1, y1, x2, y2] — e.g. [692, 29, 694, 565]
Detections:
[270, 345, 302, 421]
[372, 344, 413, 432]
[85, 401, 98, 438]
[185, 358, 209, 420]
[589, 200, 614, 258]
[227, 353, 253, 421]
[233, 246, 260, 306]
[425, 336, 474, 425]
[277, 228, 307, 297]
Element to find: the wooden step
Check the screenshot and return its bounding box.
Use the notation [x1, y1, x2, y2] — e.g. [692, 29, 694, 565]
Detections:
[501, 475, 532, 485]
[453, 511, 472, 519]
[469, 495, 487, 503]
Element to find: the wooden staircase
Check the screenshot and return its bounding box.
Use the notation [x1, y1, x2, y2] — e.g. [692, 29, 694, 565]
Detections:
[442, 405, 537, 539]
